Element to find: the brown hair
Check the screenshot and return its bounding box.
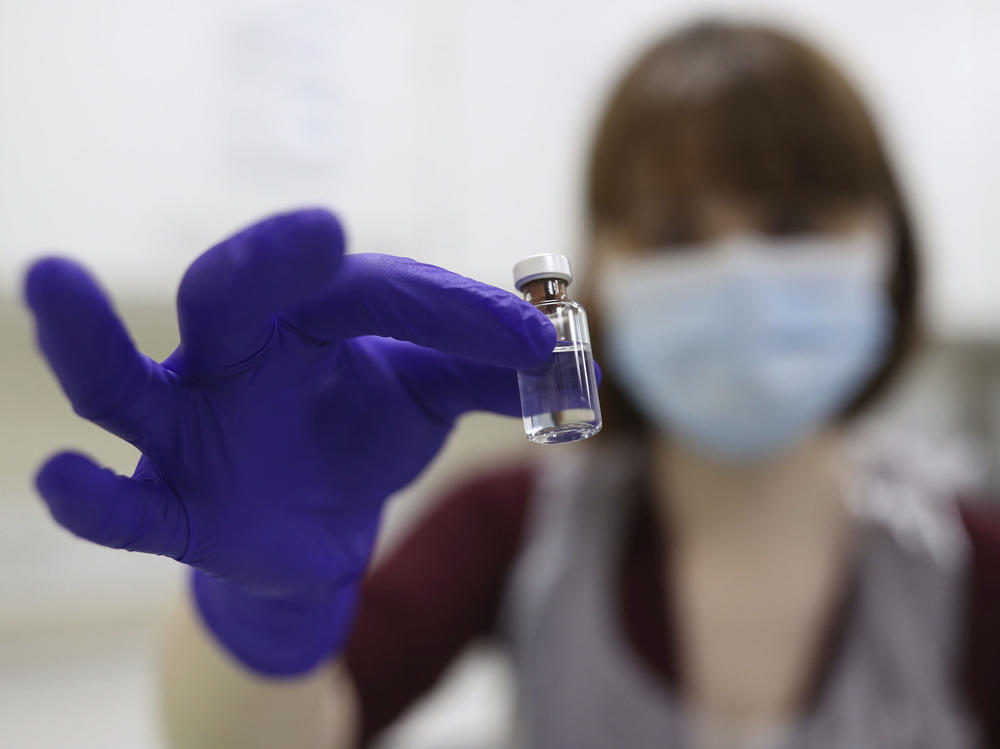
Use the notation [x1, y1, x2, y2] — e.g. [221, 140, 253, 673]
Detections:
[584, 19, 920, 438]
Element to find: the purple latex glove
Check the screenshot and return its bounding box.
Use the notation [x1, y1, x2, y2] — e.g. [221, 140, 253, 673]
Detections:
[24, 208, 555, 675]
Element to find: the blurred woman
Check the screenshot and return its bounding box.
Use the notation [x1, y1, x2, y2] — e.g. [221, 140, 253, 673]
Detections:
[323, 21, 1000, 748]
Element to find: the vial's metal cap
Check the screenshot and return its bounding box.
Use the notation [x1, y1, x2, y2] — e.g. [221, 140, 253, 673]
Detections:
[513, 253, 573, 290]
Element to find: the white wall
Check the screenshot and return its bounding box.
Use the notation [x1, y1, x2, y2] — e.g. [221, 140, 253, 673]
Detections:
[2, 0, 997, 335]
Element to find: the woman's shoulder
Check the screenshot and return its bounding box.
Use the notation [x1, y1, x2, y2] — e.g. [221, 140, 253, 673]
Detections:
[441, 459, 537, 504]
[436, 443, 625, 528]
[345, 459, 541, 741]
[423, 459, 540, 543]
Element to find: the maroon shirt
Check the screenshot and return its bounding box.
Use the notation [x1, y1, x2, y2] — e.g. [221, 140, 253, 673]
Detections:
[344, 464, 1000, 746]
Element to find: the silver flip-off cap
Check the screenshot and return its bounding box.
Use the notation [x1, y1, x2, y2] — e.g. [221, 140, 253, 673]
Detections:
[513, 253, 573, 290]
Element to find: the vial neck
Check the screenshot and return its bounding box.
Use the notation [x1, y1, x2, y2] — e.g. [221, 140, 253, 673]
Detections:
[522, 278, 568, 304]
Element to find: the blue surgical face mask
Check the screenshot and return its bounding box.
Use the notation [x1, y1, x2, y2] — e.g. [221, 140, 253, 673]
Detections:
[598, 230, 894, 461]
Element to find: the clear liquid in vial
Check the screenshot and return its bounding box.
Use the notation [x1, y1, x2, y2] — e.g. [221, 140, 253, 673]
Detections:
[517, 342, 601, 444]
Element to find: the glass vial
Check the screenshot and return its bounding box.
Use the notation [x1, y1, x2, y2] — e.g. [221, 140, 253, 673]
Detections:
[513, 254, 602, 444]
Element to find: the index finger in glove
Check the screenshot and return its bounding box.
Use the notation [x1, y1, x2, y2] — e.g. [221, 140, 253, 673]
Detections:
[283, 253, 556, 369]
[177, 208, 345, 375]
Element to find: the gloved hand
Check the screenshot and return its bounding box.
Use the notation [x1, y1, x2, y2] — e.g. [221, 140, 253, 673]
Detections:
[24, 208, 555, 675]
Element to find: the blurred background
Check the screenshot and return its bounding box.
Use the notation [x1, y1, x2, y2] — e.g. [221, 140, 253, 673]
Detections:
[1, 0, 998, 746]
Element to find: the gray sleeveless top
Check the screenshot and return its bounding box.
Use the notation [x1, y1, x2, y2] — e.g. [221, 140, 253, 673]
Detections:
[500, 444, 981, 749]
